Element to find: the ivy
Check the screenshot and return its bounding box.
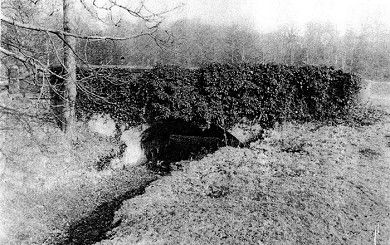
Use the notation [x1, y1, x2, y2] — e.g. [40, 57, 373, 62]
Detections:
[50, 63, 362, 129]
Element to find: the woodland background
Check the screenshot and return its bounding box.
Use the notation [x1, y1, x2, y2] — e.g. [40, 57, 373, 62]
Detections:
[2, 0, 390, 81]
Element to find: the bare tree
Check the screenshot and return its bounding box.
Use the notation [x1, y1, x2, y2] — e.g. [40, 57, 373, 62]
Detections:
[62, 0, 77, 133]
[1, 0, 179, 134]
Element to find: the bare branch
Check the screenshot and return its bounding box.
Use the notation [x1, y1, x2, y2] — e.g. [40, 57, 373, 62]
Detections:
[105, 0, 182, 22]
[46, 31, 66, 69]
[1, 15, 156, 41]
[0, 105, 53, 123]
[0, 46, 72, 86]
[51, 31, 89, 65]
[78, 0, 113, 25]
[0, 46, 34, 64]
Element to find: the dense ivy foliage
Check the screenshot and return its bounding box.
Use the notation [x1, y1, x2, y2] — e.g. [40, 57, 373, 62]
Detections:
[50, 63, 361, 129]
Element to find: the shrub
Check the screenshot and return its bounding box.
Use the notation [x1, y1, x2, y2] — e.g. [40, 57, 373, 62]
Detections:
[50, 63, 362, 130]
[0, 94, 157, 244]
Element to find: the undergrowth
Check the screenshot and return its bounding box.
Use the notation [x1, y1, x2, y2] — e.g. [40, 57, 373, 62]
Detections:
[345, 103, 389, 126]
[2, 88, 389, 244]
[98, 120, 390, 245]
[0, 95, 156, 244]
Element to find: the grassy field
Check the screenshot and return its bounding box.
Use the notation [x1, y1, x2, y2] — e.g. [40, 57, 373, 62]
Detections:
[96, 121, 390, 244]
[1, 80, 390, 244]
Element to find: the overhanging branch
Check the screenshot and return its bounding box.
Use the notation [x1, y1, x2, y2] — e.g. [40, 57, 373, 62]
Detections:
[1, 15, 154, 41]
[0, 46, 34, 64]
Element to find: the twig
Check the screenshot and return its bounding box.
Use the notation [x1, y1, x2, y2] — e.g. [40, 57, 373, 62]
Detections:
[0, 105, 54, 123]
[1, 15, 159, 41]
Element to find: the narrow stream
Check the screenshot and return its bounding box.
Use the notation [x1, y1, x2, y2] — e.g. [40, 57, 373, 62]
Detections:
[55, 80, 390, 245]
[58, 178, 158, 245]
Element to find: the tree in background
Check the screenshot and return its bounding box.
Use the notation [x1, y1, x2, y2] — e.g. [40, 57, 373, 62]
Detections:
[221, 24, 261, 64]
[302, 22, 338, 66]
[157, 19, 390, 80]
[260, 25, 303, 65]
[1, 0, 178, 133]
[3, 0, 390, 135]
[359, 22, 390, 79]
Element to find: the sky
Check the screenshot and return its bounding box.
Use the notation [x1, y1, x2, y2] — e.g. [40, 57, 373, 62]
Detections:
[89, 0, 390, 34]
[163, 0, 390, 33]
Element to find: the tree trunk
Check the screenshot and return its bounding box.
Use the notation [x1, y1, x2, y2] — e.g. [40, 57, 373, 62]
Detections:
[0, 0, 2, 47]
[63, 0, 77, 133]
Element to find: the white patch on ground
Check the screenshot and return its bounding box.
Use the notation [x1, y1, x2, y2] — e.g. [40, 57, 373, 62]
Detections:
[118, 125, 148, 168]
[110, 157, 125, 170]
[87, 114, 148, 169]
[230, 122, 263, 144]
[88, 114, 116, 137]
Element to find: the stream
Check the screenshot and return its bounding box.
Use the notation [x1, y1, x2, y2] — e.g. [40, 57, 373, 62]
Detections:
[59, 80, 390, 245]
[58, 178, 158, 245]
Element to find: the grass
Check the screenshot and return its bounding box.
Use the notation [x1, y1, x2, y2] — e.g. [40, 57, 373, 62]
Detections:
[97, 120, 390, 245]
[370, 81, 390, 96]
[0, 95, 157, 244]
[0, 121, 157, 244]
[1, 89, 390, 244]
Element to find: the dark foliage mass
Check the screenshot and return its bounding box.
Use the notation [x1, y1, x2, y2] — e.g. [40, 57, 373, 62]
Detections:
[50, 66, 146, 129]
[140, 118, 242, 171]
[50, 63, 361, 130]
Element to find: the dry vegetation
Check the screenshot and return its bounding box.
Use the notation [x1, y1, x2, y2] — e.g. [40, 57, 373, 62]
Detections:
[0, 94, 157, 244]
[97, 120, 390, 244]
[1, 82, 390, 244]
[3, 0, 390, 243]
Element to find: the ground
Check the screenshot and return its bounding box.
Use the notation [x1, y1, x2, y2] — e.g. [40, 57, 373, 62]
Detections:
[364, 80, 390, 206]
[1, 79, 390, 244]
[93, 81, 390, 244]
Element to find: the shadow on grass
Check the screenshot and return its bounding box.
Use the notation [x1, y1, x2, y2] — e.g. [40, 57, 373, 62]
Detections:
[59, 178, 158, 245]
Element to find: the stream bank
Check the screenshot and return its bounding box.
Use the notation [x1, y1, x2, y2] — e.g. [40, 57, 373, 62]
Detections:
[57, 177, 159, 245]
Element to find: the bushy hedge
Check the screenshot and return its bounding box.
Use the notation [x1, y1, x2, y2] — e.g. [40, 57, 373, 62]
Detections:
[195, 64, 361, 127]
[50, 63, 361, 129]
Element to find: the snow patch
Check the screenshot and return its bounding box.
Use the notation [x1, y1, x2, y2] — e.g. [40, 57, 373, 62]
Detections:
[88, 114, 148, 168]
[230, 122, 263, 144]
[88, 114, 116, 137]
[118, 125, 148, 167]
